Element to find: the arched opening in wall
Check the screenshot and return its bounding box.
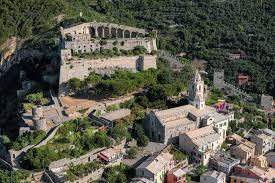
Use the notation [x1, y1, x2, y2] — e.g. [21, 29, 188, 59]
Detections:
[131, 32, 137, 38]
[104, 27, 110, 38]
[117, 29, 123, 38]
[97, 27, 104, 38]
[138, 33, 144, 38]
[89, 27, 96, 37]
[124, 30, 130, 38]
[111, 28, 117, 38]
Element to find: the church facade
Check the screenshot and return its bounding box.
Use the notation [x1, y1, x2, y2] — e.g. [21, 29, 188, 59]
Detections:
[143, 70, 234, 144]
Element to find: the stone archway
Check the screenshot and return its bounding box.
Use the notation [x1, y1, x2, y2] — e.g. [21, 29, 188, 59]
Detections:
[117, 29, 123, 38]
[111, 28, 117, 38]
[103, 27, 110, 38]
[89, 27, 96, 37]
[124, 30, 130, 38]
[97, 27, 104, 38]
[131, 32, 138, 38]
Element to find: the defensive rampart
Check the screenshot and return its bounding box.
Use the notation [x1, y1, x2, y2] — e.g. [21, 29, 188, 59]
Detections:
[58, 55, 157, 96]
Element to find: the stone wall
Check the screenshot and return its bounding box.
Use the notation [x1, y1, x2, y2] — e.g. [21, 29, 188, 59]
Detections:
[49, 147, 105, 170]
[8, 124, 62, 168]
[58, 55, 157, 96]
[64, 38, 156, 54]
[69, 168, 104, 183]
[62, 22, 146, 39]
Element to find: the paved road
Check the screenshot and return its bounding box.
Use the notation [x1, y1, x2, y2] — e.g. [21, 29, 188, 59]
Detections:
[50, 89, 71, 123]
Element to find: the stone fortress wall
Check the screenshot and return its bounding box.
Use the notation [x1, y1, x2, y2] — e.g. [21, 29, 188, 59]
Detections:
[58, 21, 158, 96]
[60, 21, 157, 53]
[58, 53, 157, 96]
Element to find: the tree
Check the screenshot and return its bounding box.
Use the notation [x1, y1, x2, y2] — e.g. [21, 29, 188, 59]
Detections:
[134, 124, 149, 147]
[112, 123, 131, 142]
[133, 46, 147, 55]
[128, 148, 138, 159]
[67, 78, 82, 92]
[93, 131, 112, 148]
[24, 92, 48, 105]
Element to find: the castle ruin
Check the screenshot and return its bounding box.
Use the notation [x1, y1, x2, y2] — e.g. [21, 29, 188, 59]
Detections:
[58, 21, 158, 96]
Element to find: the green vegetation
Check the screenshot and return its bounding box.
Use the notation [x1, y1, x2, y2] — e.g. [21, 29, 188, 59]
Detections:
[134, 124, 149, 147]
[206, 88, 224, 105]
[228, 104, 269, 135]
[168, 145, 187, 161]
[127, 148, 138, 159]
[106, 104, 119, 112]
[112, 123, 132, 143]
[68, 58, 192, 100]
[77, 108, 89, 114]
[21, 118, 112, 170]
[11, 130, 46, 151]
[23, 92, 49, 112]
[24, 92, 48, 105]
[103, 164, 134, 183]
[189, 165, 207, 181]
[73, 46, 149, 59]
[221, 142, 230, 151]
[65, 162, 100, 182]
[0, 169, 30, 183]
[0, 0, 274, 96]
[68, 69, 159, 98]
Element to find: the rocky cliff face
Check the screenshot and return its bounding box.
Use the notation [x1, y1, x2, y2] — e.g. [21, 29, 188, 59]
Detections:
[0, 38, 45, 79]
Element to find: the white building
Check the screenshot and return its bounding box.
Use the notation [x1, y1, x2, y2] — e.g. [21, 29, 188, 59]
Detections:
[200, 171, 226, 183]
[179, 126, 223, 165]
[136, 151, 174, 183]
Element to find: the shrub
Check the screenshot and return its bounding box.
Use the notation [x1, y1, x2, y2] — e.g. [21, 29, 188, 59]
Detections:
[128, 148, 138, 159]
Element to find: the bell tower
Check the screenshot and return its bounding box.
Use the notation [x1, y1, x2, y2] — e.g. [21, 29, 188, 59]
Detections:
[188, 70, 205, 109]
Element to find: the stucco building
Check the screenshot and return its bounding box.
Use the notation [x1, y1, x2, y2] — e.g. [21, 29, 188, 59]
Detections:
[250, 129, 275, 155]
[144, 70, 234, 144]
[179, 126, 223, 165]
[209, 152, 240, 176]
[264, 152, 275, 168]
[227, 134, 256, 163]
[250, 155, 268, 169]
[200, 171, 226, 183]
[136, 151, 174, 183]
[167, 168, 187, 183]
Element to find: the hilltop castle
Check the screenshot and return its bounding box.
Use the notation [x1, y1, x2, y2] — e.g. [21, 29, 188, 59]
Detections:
[58, 21, 158, 96]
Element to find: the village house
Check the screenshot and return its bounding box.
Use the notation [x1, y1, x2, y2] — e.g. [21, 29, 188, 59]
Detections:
[250, 130, 275, 155]
[200, 170, 226, 183]
[250, 155, 268, 169]
[208, 152, 240, 176]
[97, 148, 123, 165]
[231, 165, 275, 183]
[227, 134, 256, 163]
[179, 126, 223, 165]
[167, 168, 187, 183]
[264, 152, 275, 168]
[144, 70, 234, 144]
[130, 177, 154, 183]
[136, 151, 174, 183]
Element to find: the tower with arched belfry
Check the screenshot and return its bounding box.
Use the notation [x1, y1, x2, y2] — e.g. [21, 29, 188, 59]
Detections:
[188, 70, 206, 109]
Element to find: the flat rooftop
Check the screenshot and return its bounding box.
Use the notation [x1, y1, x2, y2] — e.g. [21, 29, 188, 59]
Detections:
[100, 109, 131, 121]
[202, 170, 225, 179]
